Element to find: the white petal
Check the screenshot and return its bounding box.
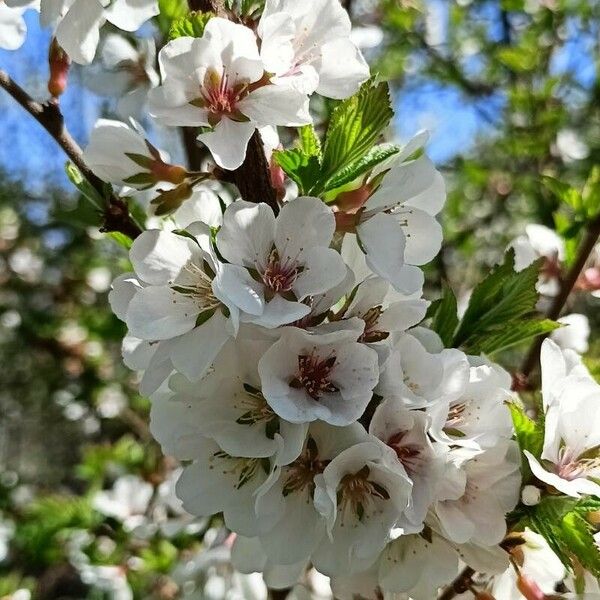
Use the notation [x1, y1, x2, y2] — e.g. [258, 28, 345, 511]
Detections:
[55, 0, 105, 64]
[238, 85, 311, 127]
[316, 37, 369, 99]
[198, 118, 256, 170]
[104, 0, 158, 32]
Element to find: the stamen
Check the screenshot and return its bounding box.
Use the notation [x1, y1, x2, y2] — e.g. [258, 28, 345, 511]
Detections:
[387, 431, 422, 477]
[290, 350, 339, 400]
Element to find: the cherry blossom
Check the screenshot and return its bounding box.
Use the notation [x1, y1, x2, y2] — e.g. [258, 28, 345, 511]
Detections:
[148, 18, 311, 169]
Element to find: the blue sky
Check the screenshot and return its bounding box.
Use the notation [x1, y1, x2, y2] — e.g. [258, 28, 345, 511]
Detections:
[0, 6, 596, 192]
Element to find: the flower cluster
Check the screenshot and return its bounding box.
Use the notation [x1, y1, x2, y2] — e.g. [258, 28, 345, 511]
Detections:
[88, 5, 526, 591]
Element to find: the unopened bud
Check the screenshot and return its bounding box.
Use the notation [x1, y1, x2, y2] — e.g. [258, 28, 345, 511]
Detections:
[521, 485, 541, 506]
[335, 184, 371, 213]
[48, 39, 70, 98]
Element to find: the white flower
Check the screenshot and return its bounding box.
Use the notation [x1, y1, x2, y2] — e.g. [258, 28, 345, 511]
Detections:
[312, 440, 413, 575]
[434, 442, 521, 546]
[341, 132, 445, 295]
[152, 336, 308, 467]
[490, 528, 565, 599]
[378, 532, 458, 600]
[79, 565, 132, 600]
[0, 1, 36, 50]
[83, 119, 187, 189]
[556, 128, 589, 163]
[254, 422, 368, 567]
[376, 332, 470, 409]
[83, 34, 159, 119]
[258, 323, 379, 426]
[216, 197, 347, 328]
[111, 226, 260, 381]
[148, 18, 311, 169]
[176, 436, 278, 537]
[257, 0, 369, 99]
[369, 398, 446, 532]
[7, 0, 159, 64]
[338, 275, 429, 365]
[525, 357, 600, 497]
[509, 223, 564, 297]
[550, 313, 590, 354]
[427, 357, 514, 452]
[92, 475, 153, 532]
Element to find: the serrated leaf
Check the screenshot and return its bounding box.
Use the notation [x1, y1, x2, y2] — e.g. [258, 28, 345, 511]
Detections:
[273, 149, 321, 196]
[168, 11, 214, 40]
[466, 318, 560, 355]
[298, 125, 322, 159]
[321, 80, 393, 183]
[561, 512, 600, 577]
[453, 249, 543, 350]
[428, 284, 459, 347]
[324, 144, 400, 192]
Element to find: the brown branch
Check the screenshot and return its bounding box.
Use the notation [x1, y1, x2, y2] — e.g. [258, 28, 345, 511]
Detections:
[0, 69, 142, 239]
[438, 567, 475, 600]
[520, 212, 600, 378]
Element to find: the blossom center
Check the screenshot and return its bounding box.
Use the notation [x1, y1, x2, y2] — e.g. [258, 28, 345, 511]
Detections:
[261, 249, 300, 294]
[387, 431, 422, 477]
[338, 465, 390, 522]
[554, 446, 600, 481]
[210, 451, 269, 490]
[197, 68, 247, 119]
[282, 438, 327, 497]
[290, 350, 339, 400]
[359, 306, 388, 343]
[171, 262, 221, 313]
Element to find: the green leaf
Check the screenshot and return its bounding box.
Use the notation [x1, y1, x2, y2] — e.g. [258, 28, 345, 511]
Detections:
[542, 175, 583, 212]
[321, 80, 393, 183]
[428, 284, 459, 347]
[157, 0, 188, 35]
[324, 144, 400, 192]
[582, 166, 600, 219]
[273, 148, 322, 196]
[65, 161, 106, 210]
[560, 512, 600, 577]
[468, 318, 560, 355]
[453, 249, 545, 352]
[168, 11, 214, 40]
[108, 232, 133, 250]
[298, 125, 322, 159]
[508, 402, 544, 462]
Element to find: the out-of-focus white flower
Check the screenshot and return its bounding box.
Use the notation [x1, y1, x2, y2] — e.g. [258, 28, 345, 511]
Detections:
[80, 564, 133, 600]
[550, 313, 590, 354]
[148, 18, 310, 169]
[509, 224, 564, 297]
[555, 128, 589, 163]
[0, 514, 15, 562]
[0, 1, 37, 50]
[5, 0, 159, 64]
[258, 0, 369, 99]
[83, 34, 159, 119]
[96, 384, 127, 418]
[92, 475, 153, 531]
[490, 529, 565, 599]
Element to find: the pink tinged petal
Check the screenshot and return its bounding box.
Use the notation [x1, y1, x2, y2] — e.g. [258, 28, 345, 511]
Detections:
[198, 117, 256, 170]
[103, 0, 158, 32]
[217, 200, 276, 267]
[316, 37, 369, 100]
[55, 0, 105, 65]
[169, 311, 231, 381]
[126, 286, 198, 340]
[238, 85, 311, 127]
[130, 230, 197, 286]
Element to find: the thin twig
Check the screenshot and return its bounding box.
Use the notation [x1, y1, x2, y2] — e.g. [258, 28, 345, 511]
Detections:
[0, 69, 142, 239]
[520, 212, 600, 378]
